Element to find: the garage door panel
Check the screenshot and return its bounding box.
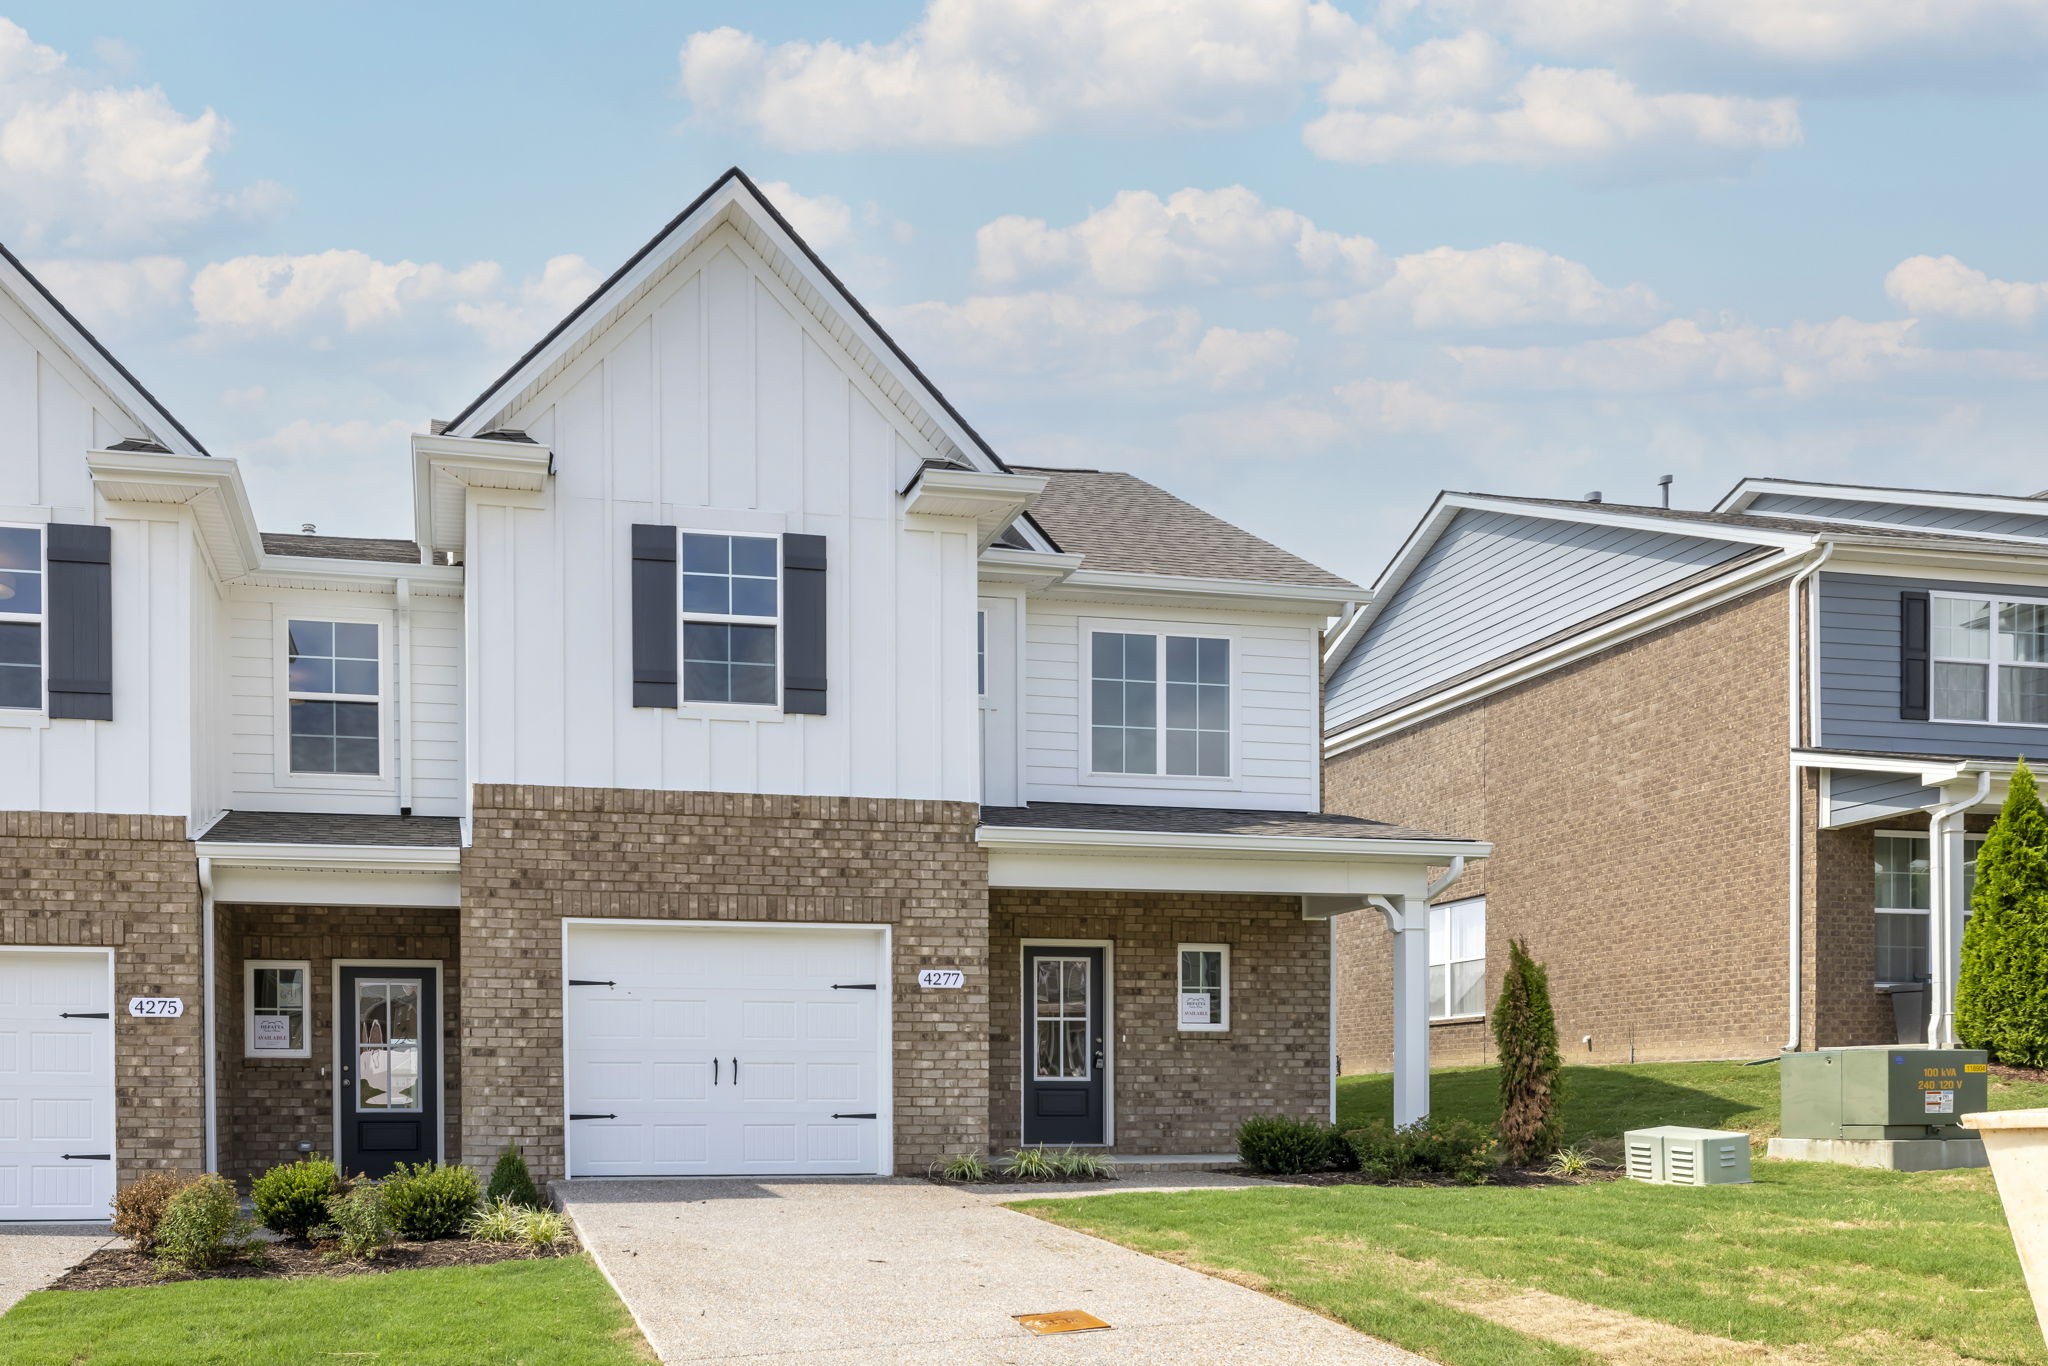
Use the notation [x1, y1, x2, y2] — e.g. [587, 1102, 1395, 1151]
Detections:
[650, 999, 707, 1040]
[651, 1124, 709, 1164]
[0, 951, 114, 1220]
[577, 1060, 643, 1103]
[650, 1060, 711, 1101]
[804, 1001, 861, 1041]
[805, 1062, 861, 1103]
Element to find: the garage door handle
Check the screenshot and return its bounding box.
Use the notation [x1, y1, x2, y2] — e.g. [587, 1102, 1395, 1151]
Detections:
[59, 1012, 109, 1019]
[567, 979, 615, 988]
[832, 1114, 876, 1120]
[832, 983, 876, 990]
[568, 1114, 616, 1121]
[61, 1153, 110, 1161]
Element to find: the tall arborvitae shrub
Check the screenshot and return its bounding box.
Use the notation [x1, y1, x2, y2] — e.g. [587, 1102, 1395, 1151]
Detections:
[1957, 758, 2048, 1066]
[1492, 938, 1563, 1166]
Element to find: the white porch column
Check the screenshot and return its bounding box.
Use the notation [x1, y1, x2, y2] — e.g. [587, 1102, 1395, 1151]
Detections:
[1373, 894, 1432, 1127]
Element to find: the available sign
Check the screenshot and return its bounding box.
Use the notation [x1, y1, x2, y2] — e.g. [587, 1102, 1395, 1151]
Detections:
[1179, 992, 1215, 1027]
[127, 997, 183, 1018]
[251, 1015, 293, 1050]
[917, 969, 965, 990]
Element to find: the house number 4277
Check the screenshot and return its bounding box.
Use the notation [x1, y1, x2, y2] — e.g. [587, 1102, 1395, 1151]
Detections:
[916, 969, 965, 990]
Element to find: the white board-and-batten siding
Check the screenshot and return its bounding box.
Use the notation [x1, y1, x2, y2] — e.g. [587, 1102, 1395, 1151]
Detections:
[1325, 509, 1759, 731]
[1021, 598, 1322, 811]
[467, 224, 981, 802]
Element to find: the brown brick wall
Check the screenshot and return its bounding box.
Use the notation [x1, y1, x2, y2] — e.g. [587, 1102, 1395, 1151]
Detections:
[988, 891, 1329, 1154]
[214, 904, 460, 1185]
[1328, 586, 1800, 1072]
[0, 812, 204, 1184]
[460, 785, 988, 1181]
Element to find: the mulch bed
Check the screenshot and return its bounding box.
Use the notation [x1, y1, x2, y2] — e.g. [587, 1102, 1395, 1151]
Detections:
[1990, 1062, 2048, 1085]
[50, 1234, 581, 1291]
[1229, 1163, 1624, 1189]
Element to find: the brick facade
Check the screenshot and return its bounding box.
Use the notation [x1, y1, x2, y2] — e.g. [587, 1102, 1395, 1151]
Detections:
[0, 812, 205, 1185]
[213, 903, 460, 1185]
[1328, 586, 1805, 1072]
[459, 785, 990, 1180]
[987, 890, 1329, 1154]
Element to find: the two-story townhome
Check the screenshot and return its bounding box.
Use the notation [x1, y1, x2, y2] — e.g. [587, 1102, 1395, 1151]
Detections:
[1321, 479, 2048, 1078]
[0, 169, 1483, 1221]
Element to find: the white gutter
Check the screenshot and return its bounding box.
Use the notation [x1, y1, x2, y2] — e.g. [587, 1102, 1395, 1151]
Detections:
[198, 855, 217, 1174]
[1928, 771, 1991, 1048]
[974, 824, 1491, 863]
[1784, 541, 1833, 1052]
[396, 578, 415, 815]
[1425, 855, 1468, 901]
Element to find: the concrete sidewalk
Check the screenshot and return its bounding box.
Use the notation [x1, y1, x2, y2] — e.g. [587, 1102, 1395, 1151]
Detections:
[0, 1225, 109, 1315]
[557, 1177, 1422, 1364]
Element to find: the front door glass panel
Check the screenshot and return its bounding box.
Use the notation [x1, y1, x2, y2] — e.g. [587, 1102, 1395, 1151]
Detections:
[356, 978, 422, 1111]
[1033, 956, 1090, 1080]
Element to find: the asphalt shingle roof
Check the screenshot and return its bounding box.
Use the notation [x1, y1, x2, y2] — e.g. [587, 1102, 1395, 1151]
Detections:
[201, 811, 460, 847]
[1013, 467, 1358, 590]
[979, 801, 1474, 843]
[261, 533, 422, 564]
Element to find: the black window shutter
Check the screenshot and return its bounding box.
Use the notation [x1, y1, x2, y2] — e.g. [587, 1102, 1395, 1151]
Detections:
[630, 524, 677, 708]
[783, 533, 827, 715]
[1900, 589, 1930, 722]
[45, 523, 112, 721]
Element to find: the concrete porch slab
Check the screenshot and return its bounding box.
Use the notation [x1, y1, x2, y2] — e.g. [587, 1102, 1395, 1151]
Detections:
[557, 1176, 1418, 1364]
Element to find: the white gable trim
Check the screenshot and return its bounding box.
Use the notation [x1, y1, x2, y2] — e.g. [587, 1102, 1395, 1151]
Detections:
[0, 245, 206, 457]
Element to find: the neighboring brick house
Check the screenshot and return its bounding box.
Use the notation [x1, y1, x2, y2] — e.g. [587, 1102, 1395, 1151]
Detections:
[0, 170, 1482, 1219]
[1321, 485, 2048, 1078]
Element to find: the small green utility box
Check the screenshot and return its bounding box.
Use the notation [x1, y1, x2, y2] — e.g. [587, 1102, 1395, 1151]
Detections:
[1781, 1046, 1989, 1140]
[1624, 1126, 1752, 1185]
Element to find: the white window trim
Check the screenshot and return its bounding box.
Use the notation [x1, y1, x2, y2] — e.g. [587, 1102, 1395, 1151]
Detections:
[1930, 590, 2048, 728]
[1873, 828, 1987, 987]
[1429, 896, 1486, 1023]
[1177, 943, 1230, 1032]
[0, 521, 47, 721]
[678, 528, 783, 713]
[272, 609, 393, 790]
[244, 959, 312, 1060]
[1078, 617, 1242, 790]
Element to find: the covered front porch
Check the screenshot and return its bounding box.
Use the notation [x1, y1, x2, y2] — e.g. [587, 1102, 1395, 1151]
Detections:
[976, 803, 1488, 1150]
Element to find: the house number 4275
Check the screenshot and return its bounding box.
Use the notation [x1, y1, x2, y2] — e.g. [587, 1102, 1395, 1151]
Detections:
[127, 997, 185, 1018]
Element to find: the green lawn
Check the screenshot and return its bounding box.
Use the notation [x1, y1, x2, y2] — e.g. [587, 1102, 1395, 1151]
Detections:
[0, 1256, 650, 1366]
[1015, 1061, 2048, 1365]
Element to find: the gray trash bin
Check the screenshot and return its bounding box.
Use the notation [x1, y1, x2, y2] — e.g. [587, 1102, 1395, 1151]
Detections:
[1886, 985, 1928, 1045]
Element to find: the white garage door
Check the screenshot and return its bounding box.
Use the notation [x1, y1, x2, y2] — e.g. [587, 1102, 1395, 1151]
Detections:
[565, 924, 886, 1177]
[0, 950, 116, 1221]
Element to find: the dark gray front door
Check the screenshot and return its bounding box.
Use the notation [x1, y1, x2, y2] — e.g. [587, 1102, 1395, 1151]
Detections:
[1022, 947, 1105, 1145]
[337, 966, 437, 1178]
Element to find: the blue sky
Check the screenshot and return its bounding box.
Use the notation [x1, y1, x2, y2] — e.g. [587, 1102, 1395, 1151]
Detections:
[6, 1, 2048, 586]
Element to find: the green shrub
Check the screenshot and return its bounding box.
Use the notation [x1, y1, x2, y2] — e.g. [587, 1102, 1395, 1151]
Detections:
[112, 1170, 201, 1252]
[485, 1144, 544, 1210]
[379, 1161, 481, 1239]
[251, 1155, 338, 1240]
[1345, 1117, 1497, 1184]
[1492, 938, 1564, 1166]
[1000, 1146, 1058, 1180]
[466, 1197, 570, 1249]
[935, 1151, 990, 1182]
[516, 1207, 570, 1250]
[1048, 1148, 1114, 1181]
[326, 1182, 393, 1261]
[155, 1173, 254, 1271]
[1959, 758, 2048, 1066]
[1544, 1145, 1606, 1178]
[1235, 1116, 1344, 1175]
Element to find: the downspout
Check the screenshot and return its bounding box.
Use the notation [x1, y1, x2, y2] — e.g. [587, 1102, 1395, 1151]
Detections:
[199, 855, 217, 1174]
[1784, 542, 1834, 1052]
[1928, 771, 1990, 1048]
[396, 578, 414, 816]
[1427, 855, 1468, 902]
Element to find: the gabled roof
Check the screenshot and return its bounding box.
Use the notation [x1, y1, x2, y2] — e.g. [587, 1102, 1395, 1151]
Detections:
[261, 532, 422, 564]
[445, 167, 1012, 482]
[0, 242, 207, 457]
[1013, 466, 1357, 591]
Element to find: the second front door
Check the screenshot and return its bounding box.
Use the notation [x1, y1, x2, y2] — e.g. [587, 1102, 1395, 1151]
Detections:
[1022, 946, 1106, 1145]
[337, 965, 438, 1177]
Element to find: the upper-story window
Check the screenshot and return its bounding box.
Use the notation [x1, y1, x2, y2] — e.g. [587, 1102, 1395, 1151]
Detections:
[288, 620, 380, 774]
[1932, 593, 2048, 725]
[0, 526, 41, 711]
[1089, 630, 1230, 777]
[682, 532, 778, 705]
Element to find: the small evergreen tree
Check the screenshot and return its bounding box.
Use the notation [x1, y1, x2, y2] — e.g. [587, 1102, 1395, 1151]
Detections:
[486, 1143, 544, 1210]
[1492, 938, 1563, 1166]
[1957, 758, 2048, 1066]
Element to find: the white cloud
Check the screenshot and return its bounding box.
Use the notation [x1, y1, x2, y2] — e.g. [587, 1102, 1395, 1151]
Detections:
[678, 0, 1363, 150]
[1321, 242, 1663, 331]
[1446, 316, 1928, 397]
[883, 291, 1292, 391]
[758, 180, 853, 249]
[1306, 32, 1801, 176]
[220, 384, 265, 407]
[25, 255, 187, 322]
[976, 185, 1381, 293]
[1333, 377, 1470, 433]
[449, 254, 603, 352]
[1886, 255, 2048, 326]
[0, 19, 284, 248]
[242, 416, 419, 460]
[191, 250, 502, 334]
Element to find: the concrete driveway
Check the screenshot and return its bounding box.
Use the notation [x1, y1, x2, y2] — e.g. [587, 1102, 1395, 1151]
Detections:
[0, 1225, 110, 1315]
[557, 1176, 1421, 1364]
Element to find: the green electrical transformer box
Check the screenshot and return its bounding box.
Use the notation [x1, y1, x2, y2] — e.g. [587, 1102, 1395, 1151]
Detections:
[1780, 1046, 1990, 1140]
